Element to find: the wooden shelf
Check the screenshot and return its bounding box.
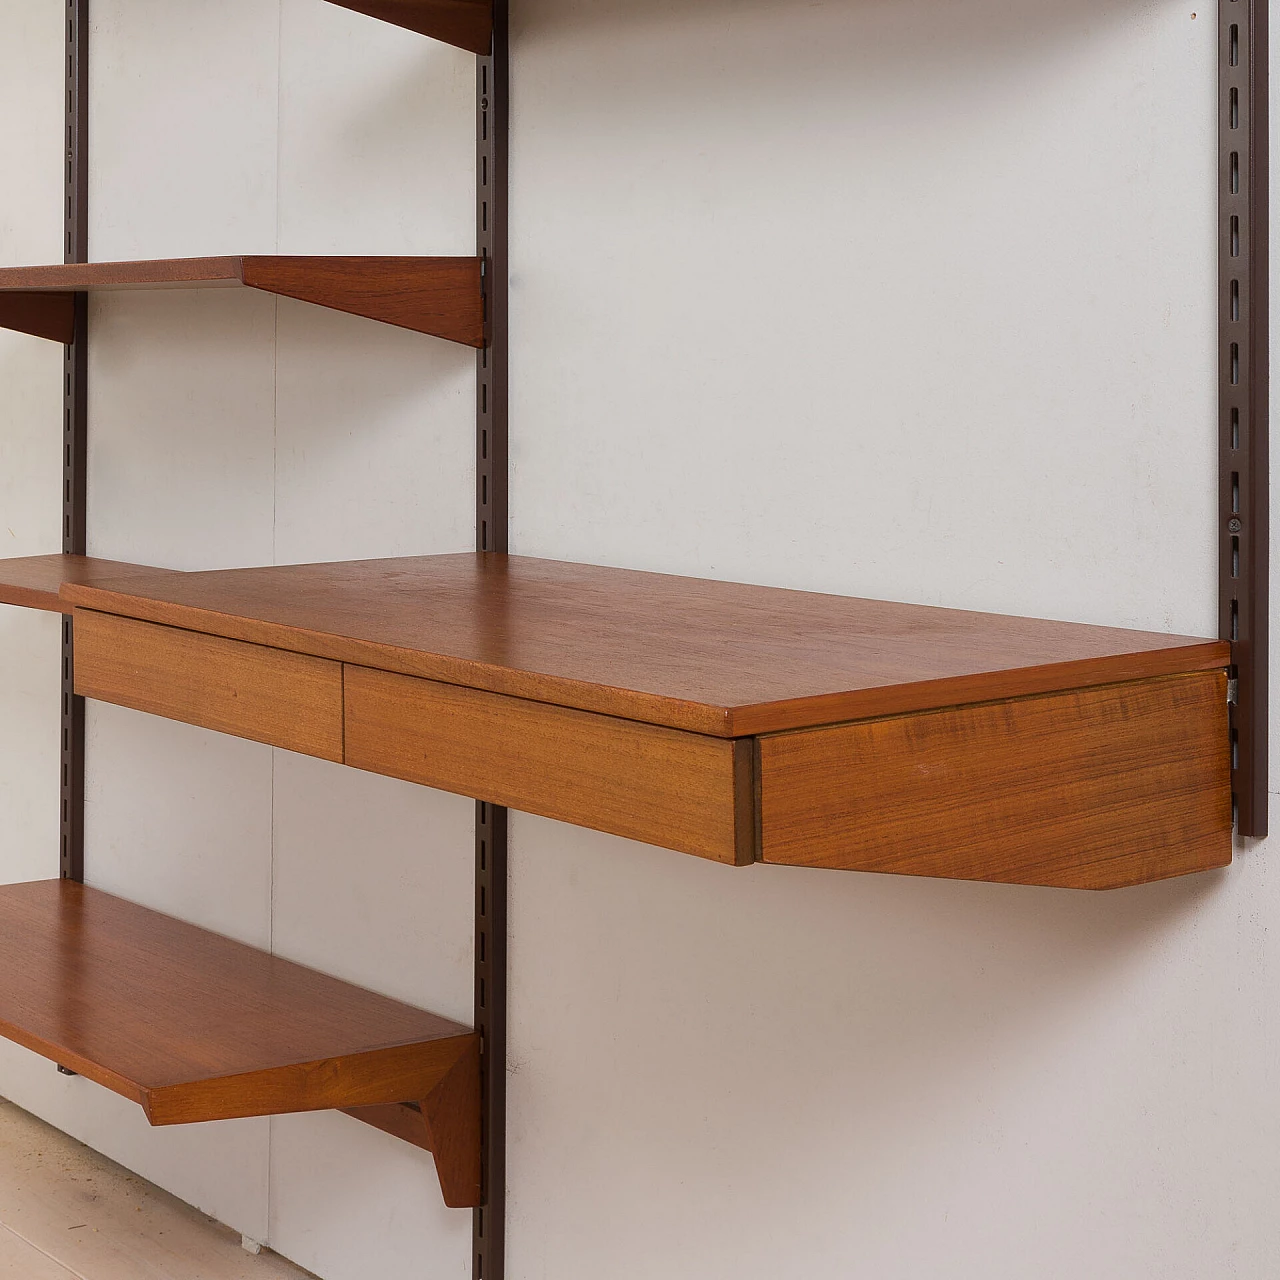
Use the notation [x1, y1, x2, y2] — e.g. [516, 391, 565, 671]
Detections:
[0, 258, 485, 347]
[326, 0, 492, 53]
[40, 552, 1234, 890]
[0, 555, 177, 615]
[0, 879, 480, 1207]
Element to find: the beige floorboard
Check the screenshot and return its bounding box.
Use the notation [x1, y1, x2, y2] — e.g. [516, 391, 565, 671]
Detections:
[0, 1098, 315, 1280]
[0, 1223, 79, 1278]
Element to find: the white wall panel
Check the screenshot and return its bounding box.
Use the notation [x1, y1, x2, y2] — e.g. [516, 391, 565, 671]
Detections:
[272, 299, 473, 564]
[86, 289, 278, 567]
[89, 0, 280, 259]
[84, 705, 275, 947]
[269, 1109, 470, 1280]
[0, 2, 66, 887]
[278, 0, 475, 256]
[506, 819, 1280, 1279]
[0, 607, 60, 884]
[509, 0, 1215, 636]
[0, 2, 63, 271]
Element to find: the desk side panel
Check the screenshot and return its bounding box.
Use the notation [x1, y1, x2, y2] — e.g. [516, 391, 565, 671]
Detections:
[757, 672, 1232, 889]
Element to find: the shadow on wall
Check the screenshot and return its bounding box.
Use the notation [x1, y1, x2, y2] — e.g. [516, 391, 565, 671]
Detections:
[513, 0, 1162, 90]
[503, 0, 1213, 631]
[322, 40, 474, 161]
[511, 814, 1238, 1230]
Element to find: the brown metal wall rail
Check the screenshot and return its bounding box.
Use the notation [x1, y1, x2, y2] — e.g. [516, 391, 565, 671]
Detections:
[475, 1, 509, 1274]
[1220, 0, 1269, 837]
[61, 0, 88, 884]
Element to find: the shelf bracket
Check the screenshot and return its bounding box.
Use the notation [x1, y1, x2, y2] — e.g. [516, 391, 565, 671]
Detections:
[342, 1038, 482, 1209]
[1219, 0, 1269, 837]
[0, 294, 75, 344]
[324, 0, 493, 55]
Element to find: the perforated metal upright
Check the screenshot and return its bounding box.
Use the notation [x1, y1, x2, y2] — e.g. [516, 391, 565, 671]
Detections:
[475, 2, 509, 1274]
[1220, 0, 1269, 837]
[60, 0, 88, 885]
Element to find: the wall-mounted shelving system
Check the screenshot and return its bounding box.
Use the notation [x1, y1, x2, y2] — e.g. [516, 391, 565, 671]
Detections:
[0, 1, 1266, 1278]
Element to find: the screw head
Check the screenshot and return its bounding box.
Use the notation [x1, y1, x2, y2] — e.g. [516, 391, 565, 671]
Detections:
[1229, 518, 1243, 532]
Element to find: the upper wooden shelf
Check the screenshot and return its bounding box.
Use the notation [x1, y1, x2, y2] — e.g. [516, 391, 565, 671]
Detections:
[0, 257, 485, 347]
[57, 553, 1228, 737]
[0, 879, 480, 1207]
[326, 0, 492, 53]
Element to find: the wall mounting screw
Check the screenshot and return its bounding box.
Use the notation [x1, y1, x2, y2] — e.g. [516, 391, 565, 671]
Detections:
[1229, 517, 1243, 532]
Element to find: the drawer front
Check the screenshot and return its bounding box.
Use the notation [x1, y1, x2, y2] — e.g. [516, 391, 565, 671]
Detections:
[757, 671, 1231, 889]
[74, 609, 343, 762]
[345, 665, 754, 864]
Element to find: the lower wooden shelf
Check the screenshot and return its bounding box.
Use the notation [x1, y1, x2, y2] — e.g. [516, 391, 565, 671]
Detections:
[0, 880, 480, 1207]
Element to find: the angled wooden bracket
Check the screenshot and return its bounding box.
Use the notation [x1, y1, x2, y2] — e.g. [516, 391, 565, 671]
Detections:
[0, 293, 75, 344]
[342, 1035, 482, 1209]
[239, 257, 486, 346]
[325, 0, 492, 54]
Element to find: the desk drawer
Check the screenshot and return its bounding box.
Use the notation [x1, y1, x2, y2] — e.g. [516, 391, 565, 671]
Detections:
[344, 665, 755, 864]
[74, 609, 343, 762]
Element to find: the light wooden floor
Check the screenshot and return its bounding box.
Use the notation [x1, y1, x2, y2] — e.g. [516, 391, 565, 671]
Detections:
[0, 1098, 313, 1279]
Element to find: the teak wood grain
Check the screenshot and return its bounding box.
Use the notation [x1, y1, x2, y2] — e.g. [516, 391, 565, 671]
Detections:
[52, 557, 1233, 887]
[60, 554, 1229, 737]
[0, 258, 485, 346]
[757, 672, 1233, 889]
[0, 555, 179, 614]
[73, 610, 343, 762]
[341, 1041, 482, 1207]
[419, 1035, 482, 1208]
[0, 293, 75, 343]
[343, 1102, 437, 1151]
[342, 1086, 481, 1207]
[327, 0, 492, 52]
[0, 880, 479, 1195]
[344, 665, 755, 864]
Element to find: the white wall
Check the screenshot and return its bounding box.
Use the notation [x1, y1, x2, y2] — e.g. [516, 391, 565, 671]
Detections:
[0, 3, 64, 893]
[2, 0, 1278, 1277]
